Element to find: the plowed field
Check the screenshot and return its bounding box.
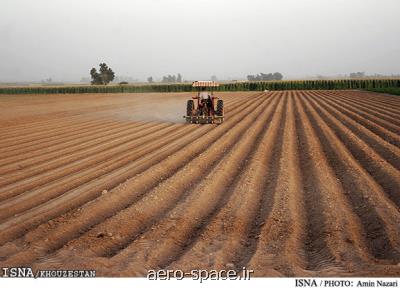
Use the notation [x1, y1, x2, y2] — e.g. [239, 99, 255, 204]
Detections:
[0, 90, 399, 277]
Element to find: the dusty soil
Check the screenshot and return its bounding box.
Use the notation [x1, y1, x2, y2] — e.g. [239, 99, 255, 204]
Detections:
[0, 90, 399, 277]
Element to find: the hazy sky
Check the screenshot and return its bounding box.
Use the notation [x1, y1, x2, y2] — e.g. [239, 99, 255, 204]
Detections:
[1, 0, 399, 82]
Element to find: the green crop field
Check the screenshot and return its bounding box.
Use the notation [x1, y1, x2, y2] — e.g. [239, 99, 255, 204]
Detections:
[366, 87, 400, 96]
[0, 79, 399, 95]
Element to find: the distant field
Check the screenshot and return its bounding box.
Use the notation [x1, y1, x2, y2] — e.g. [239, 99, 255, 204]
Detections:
[0, 79, 400, 94]
[0, 90, 399, 276]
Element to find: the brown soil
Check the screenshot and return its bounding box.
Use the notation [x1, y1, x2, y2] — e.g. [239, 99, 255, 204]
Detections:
[0, 91, 399, 277]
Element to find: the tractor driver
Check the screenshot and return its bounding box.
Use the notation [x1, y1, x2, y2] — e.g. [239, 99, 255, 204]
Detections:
[199, 87, 213, 114]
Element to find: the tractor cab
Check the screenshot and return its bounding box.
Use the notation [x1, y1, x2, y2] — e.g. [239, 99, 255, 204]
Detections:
[184, 81, 224, 124]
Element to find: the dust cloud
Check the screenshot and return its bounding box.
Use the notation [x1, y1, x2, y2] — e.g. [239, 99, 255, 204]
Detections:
[113, 96, 187, 123]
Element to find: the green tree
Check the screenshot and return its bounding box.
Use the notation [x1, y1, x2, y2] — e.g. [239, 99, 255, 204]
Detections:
[90, 68, 102, 84]
[90, 63, 115, 85]
[273, 72, 283, 80]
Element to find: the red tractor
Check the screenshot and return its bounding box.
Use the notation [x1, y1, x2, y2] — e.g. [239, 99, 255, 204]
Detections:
[184, 81, 224, 124]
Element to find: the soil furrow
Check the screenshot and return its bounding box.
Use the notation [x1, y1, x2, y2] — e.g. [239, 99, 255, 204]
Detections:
[338, 90, 400, 108]
[343, 91, 400, 108]
[0, 94, 250, 191]
[0, 120, 151, 166]
[0, 96, 244, 172]
[0, 124, 190, 219]
[326, 92, 400, 121]
[36, 93, 277, 263]
[307, 92, 400, 208]
[0, 90, 398, 276]
[166, 93, 287, 276]
[0, 118, 119, 151]
[247, 92, 357, 275]
[306, 92, 400, 170]
[300, 94, 400, 263]
[316, 91, 400, 137]
[290, 93, 381, 274]
[0, 93, 254, 260]
[244, 93, 308, 276]
[0, 114, 110, 139]
[100, 93, 283, 275]
[0, 92, 268, 265]
[0, 123, 164, 187]
[319, 91, 400, 131]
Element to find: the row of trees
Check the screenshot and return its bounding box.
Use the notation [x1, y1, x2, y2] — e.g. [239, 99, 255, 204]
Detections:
[349, 72, 365, 78]
[90, 64, 285, 85]
[247, 72, 283, 81]
[89, 65, 397, 85]
[147, 74, 183, 83]
[161, 73, 182, 83]
[349, 72, 400, 79]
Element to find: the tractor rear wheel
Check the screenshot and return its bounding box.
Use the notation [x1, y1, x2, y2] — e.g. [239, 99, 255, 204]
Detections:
[186, 100, 194, 123]
[216, 99, 224, 123]
[216, 99, 224, 116]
